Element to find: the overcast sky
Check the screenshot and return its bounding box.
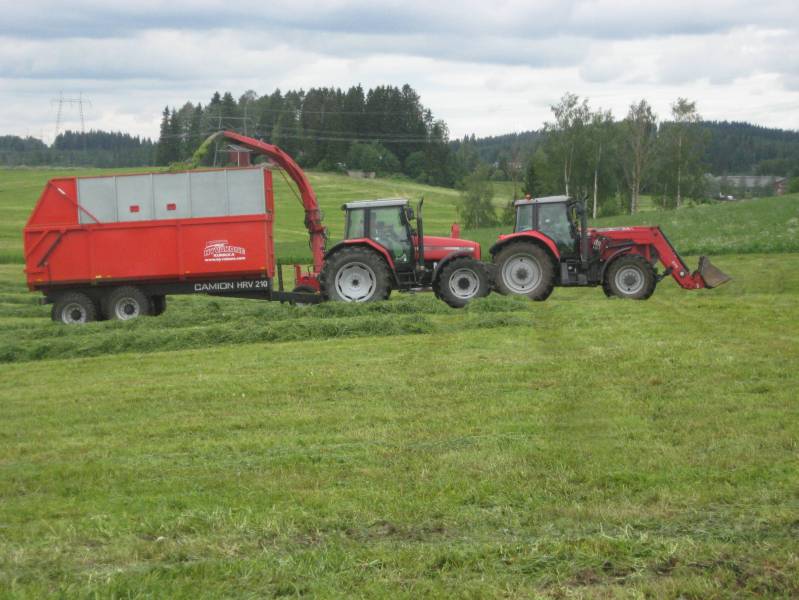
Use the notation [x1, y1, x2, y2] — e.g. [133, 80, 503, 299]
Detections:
[2, 0, 797, 144]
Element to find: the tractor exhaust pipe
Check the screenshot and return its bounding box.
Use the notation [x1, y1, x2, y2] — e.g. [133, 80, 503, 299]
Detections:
[697, 256, 731, 288]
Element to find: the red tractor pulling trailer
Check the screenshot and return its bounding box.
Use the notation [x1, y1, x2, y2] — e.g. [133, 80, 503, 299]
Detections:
[24, 131, 490, 323]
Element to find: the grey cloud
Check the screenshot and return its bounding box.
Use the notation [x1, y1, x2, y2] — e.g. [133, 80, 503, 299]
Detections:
[4, 0, 796, 42]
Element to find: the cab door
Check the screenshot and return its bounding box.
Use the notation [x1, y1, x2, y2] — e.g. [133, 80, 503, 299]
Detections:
[537, 202, 577, 257]
[368, 206, 415, 270]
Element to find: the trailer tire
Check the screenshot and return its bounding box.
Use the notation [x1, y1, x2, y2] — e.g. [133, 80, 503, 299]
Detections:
[52, 291, 98, 324]
[151, 295, 167, 316]
[605, 255, 656, 300]
[105, 286, 152, 320]
[493, 242, 554, 301]
[435, 258, 490, 308]
[320, 247, 391, 303]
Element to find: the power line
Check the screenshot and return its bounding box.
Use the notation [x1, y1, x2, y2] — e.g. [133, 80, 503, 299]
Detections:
[51, 92, 92, 140]
[156, 129, 437, 144]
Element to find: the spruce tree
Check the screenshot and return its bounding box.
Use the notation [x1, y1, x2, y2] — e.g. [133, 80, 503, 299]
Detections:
[155, 106, 171, 166]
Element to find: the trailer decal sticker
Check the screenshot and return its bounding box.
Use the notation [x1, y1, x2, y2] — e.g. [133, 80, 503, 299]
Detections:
[204, 239, 246, 263]
[193, 280, 269, 292]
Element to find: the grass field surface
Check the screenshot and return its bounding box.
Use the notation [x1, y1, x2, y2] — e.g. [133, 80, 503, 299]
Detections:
[1, 167, 797, 597]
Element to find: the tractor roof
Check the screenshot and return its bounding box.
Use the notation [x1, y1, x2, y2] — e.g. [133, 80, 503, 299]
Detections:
[342, 198, 408, 210]
[514, 195, 571, 206]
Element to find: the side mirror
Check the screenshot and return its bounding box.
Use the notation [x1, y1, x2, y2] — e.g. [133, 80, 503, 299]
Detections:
[406, 208, 415, 221]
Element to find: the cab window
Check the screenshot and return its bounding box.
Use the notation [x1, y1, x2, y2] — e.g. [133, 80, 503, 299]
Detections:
[346, 209, 365, 239]
[515, 204, 534, 232]
[369, 206, 412, 264]
[537, 203, 573, 253]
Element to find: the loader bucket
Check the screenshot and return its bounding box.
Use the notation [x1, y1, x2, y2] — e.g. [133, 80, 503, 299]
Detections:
[697, 256, 731, 288]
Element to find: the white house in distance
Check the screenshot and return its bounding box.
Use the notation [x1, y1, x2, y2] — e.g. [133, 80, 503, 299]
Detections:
[708, 175, 788, 199]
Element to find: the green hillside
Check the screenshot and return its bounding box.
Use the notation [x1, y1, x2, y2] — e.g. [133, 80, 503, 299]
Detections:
[465, 194, 799, 258]
[2, 168, 797, 266]
[0, 167, 474, 265]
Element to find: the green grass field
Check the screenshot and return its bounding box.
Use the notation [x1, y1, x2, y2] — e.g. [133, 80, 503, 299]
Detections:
[1, 167, 798, 597]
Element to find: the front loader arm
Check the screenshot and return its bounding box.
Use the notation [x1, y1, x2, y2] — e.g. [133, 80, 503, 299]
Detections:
[650, 228, 730, 289]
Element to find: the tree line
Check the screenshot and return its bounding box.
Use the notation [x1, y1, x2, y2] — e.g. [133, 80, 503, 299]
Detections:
[0, 131, 155, 167]
[155, 85, 461, 187]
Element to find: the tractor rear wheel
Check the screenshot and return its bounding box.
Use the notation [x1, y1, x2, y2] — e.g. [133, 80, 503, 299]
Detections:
[52, 291, 98, 324]
[104, 286, 152, 320]
[320, 247, 391, 303]
[493, 242, 554, 301]
[435, 258, 490, 308]
[605, 255, 656, 299]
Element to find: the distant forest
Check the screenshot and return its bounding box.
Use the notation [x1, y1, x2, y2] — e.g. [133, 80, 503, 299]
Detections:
[0, 131, 155, 167]
[462, 122, 799, 178]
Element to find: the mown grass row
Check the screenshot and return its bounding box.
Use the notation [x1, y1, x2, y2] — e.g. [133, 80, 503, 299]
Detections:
[1, 251, 795, 365]
[0, 270, 535, 363]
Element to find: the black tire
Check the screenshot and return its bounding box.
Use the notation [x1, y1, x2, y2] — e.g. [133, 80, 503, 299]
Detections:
[151, 295, 167, 316]
[604, 254, 656, 300]
[320, 247, 391, 302]
[291, 284, 318, 307]
[104, 286, 152, 320]
[435, 257, 491, 308]
[493, 242, 554, 301]
[51, 291, 98, 324]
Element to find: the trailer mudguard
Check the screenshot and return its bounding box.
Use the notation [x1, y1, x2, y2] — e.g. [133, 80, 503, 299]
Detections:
[489, 231, 560, 261]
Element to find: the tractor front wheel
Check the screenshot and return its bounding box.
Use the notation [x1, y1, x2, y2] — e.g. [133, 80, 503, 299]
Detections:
[435, 258, 490, 308]
[493, 242, 554, 301]
[605, 255, 656, 300]
[320, 247, 391, 303]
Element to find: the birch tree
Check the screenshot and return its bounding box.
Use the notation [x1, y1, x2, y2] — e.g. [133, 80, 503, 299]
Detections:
[544, 93, 591, 197]
[621, 100, 657, 214]
[586, 108, 615, 218]
[669, 98, 702, 207]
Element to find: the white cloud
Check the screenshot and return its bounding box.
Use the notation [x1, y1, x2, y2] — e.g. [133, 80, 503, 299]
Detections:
[0, 0, 797, 144]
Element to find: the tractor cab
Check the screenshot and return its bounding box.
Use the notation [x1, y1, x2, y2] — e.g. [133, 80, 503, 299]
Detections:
[513, 195, 588, 259]
[343, 198, 418, 271]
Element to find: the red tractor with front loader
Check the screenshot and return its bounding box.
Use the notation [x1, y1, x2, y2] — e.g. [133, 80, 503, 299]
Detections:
[490, 195, 730, 300]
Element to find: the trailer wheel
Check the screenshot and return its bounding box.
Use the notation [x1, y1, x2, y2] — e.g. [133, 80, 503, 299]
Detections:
[605, 255, 656, 300]
[52, 292, 98, 324]
[493, 242, 554, 301]
[320, 247, 390, 302]
[105, 286, 152, 320]
[435, 258, 490, 308]
[151, 295, 167, 316]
